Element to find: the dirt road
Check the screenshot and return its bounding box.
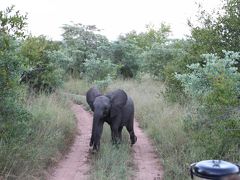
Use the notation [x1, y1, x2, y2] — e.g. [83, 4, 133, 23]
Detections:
[48, 104, 163, 180]
[133, 120, 163, 179]
[48, 104, 92, 180]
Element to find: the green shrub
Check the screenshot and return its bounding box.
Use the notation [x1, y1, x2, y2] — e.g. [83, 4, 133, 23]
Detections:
[175, 51, 240, 164]
[46, 50, 73, 74]
[61, 23, 111, 77]
[0, 6, 27, 97]
[175, 51, 240, 112]
[83, 56, 118, 89]
[143, 43, 176, 80]
[161, 40, 196, 102]
[112, 40, 142, 78]
[20, 65, 64, 93]
[20, 36, 64, 93]
[94, 74, 113, 91]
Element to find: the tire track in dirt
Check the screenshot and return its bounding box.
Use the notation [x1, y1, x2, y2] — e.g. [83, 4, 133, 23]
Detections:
[48, 103, 163, 180]
[48, 104, 92, 180]
[132, 120, 164, 180]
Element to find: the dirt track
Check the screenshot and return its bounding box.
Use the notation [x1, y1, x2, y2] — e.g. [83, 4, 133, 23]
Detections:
[48, 104, 163, 180]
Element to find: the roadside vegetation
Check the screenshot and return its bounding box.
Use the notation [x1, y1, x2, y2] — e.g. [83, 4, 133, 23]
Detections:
[1, 0, 239, 179]
[0, 93, 76, 179]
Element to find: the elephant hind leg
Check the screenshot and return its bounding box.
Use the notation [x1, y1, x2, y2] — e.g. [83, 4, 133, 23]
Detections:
[126, 126, 137, 145]
[118, 126, 123, 142]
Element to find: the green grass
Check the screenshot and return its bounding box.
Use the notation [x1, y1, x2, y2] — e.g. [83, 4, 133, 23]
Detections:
[0, 93, 76, 179]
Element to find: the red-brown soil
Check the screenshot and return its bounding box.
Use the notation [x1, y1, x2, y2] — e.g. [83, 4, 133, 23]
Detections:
[132, 120, 164, 179]
[48, 104, 92, 180]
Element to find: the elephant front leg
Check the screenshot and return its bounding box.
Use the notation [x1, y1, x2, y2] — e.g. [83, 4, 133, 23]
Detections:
[111, 126, 121, 145]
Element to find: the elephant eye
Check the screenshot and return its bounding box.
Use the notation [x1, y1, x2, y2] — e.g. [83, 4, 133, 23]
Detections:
[103, 107, 109, 114]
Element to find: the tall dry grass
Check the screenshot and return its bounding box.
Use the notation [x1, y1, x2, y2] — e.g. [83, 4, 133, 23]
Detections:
[63, 77, 91, 95]
[0, 93, 76, 179]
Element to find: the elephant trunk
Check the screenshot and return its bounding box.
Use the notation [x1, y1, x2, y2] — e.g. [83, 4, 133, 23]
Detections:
[90, 113, 104, 151]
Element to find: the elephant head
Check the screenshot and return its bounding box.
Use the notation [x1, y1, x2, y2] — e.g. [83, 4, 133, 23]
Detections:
[86, 87, 128, 151]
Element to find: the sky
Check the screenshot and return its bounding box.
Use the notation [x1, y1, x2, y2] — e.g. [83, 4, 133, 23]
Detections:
[1, 0, 222, 41]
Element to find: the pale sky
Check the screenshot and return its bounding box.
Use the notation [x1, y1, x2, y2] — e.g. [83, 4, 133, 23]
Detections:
[1, 0, 222, 41]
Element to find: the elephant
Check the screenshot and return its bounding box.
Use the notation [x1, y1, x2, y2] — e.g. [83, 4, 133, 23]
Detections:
[86, 87, 137, 151]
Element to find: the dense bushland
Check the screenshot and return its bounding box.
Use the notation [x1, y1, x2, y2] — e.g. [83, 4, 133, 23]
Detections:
[1, 0, 240, 178]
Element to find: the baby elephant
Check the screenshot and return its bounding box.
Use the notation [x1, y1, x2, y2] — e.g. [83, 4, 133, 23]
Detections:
[86, 87, 137, 151]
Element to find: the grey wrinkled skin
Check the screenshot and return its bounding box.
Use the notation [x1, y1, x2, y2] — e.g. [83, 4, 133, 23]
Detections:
[86, 87, 137, 151]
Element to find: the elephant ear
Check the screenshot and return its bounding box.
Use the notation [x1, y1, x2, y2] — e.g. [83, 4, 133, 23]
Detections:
[86, 87, 102, 111]
[106, 89, 128, 118]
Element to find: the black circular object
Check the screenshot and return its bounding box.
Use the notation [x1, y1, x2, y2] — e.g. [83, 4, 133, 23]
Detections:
[190, 160, 240, 179]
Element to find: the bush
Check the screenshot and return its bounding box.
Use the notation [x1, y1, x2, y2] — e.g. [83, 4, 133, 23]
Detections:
[20, 64, 64, 93]
[20, 36, 64, 93]
[175, 51, 240, 112]
[162, 40, 196, 102]
[175, 51, 240, 163]
[83, 56, 118, 89]
[61, 23, 111, 77]
[143, 43, 176, 80]
[0, 93, 33, 141]
[47, 50, 73, 74]
[112, 40, 141, 78]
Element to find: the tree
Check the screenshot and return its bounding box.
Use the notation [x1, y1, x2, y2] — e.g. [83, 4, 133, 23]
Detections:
[0, 6, 32, 150]
[120, 23, 171, 50]
[112, 39, 141, 78]
[20, 36, 64, 93]
[61, 23, 111, 77]
[0, 5, 27, 95]
[21, 35, 59, 67]
[189, 0, 240, 62]
[112, 23, 171, 78]
[164, 0, 240, 101]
